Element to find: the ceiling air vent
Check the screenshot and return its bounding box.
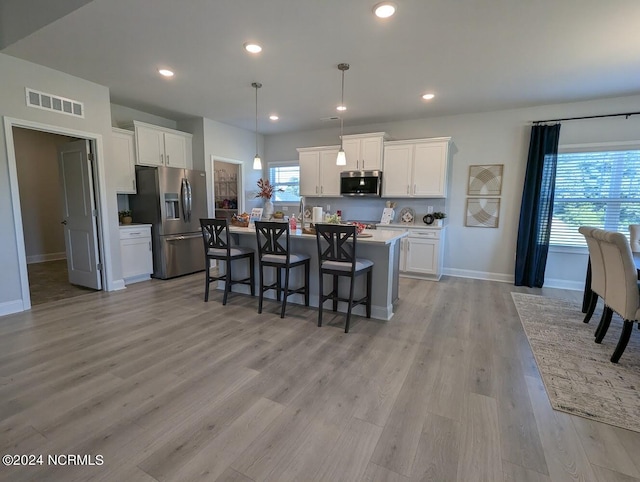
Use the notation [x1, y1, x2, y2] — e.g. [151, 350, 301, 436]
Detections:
[25, 88, 84, 118]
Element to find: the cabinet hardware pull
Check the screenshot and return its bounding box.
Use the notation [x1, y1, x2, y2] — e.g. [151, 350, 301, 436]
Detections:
[166, 155, 170, 165]
[407, 185, 409, 194]
[132, 179, 136, 190]
[160, 154, 163, 164]
[413, 184, 416, 194]
[321, 186, 323, 193]
[149, 241, 152, 250]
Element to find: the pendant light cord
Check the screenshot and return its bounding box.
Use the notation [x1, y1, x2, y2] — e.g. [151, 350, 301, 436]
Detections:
[255, 84, 258, 155]
[340, 68, 345, 149]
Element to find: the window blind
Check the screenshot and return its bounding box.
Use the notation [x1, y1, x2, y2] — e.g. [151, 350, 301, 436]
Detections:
[551, 149, 640, 246]
[268, 164, 300, 202]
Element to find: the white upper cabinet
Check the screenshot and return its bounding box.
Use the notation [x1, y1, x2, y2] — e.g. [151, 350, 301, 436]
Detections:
[131, 121, 192, 169]
[382, 137, 451, 198]
[297, 146, 340, 197]
[111, 127, 137, 194]
[341, 132, 387, 171]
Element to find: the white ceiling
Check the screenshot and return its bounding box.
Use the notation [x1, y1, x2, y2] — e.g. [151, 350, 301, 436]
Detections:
[3, 0, 640, 134]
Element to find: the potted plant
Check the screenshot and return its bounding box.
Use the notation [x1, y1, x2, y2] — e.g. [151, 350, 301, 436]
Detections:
[433, 211, 446, 227]
[119, 210, 133, 225]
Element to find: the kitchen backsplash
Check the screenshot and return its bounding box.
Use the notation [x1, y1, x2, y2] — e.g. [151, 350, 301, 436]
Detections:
[300, 196, 447, 223]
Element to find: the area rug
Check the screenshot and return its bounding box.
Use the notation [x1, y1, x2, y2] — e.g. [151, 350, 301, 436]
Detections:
[511, 293, 640, 433]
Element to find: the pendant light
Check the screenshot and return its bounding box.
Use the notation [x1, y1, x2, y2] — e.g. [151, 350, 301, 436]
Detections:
[336, 63, 349, 166]
[252, 82, 262, 170]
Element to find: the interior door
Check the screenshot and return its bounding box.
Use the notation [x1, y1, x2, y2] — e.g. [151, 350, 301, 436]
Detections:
[58, 140, 102, 289]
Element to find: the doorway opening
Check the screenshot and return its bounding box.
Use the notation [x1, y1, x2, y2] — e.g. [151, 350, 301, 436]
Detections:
[212, 157, 244, 220]
[5, 118, 108, 311]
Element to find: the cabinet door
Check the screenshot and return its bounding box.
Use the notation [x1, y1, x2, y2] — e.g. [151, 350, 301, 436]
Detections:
[360, 136, 383, 170]
[413, 141, 448, 197]
[164, 132, 188, 168]
[112, 129, 137, 194]
[319, 148, 341, 196]
[299, 150, 320, 196]
[342, 138, 360, 171]
[136, 125, 164, 166]
[405, 237, 438, 274]
[382, 144, 412, 197]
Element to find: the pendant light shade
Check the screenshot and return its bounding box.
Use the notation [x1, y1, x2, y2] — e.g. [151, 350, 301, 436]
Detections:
[252, 82, 262, 170]
[336, 63, 349, 166]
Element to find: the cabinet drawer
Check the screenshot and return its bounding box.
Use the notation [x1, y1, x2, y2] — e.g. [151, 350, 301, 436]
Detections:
[407, 229, 439, 239]
[120, 227, 151, 240]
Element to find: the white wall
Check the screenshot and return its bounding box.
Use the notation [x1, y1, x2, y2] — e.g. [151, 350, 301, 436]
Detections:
[200, 118, 264, 217]
[0, 53, 120, 315]
[265, 94, 640, 287]
[111, 103, 178, 130]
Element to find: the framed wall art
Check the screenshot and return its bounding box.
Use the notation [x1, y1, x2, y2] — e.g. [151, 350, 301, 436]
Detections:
[468, 164, 503, 196]
[465, 198, 501, 228]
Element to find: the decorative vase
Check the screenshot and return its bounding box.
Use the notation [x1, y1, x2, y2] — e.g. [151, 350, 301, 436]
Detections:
[435, 219, 443, 227]
[122, 216, 133, 225]
[263, 199, 274, 220]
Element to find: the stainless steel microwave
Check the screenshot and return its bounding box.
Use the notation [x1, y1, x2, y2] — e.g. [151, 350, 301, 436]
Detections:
[340, 170, 382, 196]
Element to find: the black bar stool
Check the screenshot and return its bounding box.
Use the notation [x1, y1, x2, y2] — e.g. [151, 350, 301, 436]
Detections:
[315, 223, 373, 333]
[200, 218, 255, 305]
[255, 221, 310, 318]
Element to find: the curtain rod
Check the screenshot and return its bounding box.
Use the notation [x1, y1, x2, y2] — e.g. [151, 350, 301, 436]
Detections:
[533, 111, 640, 125]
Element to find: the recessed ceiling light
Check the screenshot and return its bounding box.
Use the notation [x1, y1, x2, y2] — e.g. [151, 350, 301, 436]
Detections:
[244, 42, 262, 54]
[158, 69, 174, 77]
[269, 114, 279, 121]
[373, 2, 397, 18]
[336, 105, 347, 112]
[422, 93, 435, 100]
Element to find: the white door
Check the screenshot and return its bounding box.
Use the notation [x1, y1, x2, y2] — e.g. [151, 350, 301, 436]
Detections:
[58, 140, 102, 290]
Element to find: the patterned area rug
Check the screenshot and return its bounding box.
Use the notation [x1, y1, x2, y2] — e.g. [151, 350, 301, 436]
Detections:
[512, 293, 640, 433]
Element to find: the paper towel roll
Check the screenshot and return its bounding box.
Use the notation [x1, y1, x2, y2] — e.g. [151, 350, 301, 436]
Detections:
[312, 207, 323, 225]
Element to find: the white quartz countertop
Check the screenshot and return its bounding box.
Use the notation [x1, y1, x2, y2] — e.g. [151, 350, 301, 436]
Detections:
[228, 225, 407, 245]
[377, 223, 445, 230]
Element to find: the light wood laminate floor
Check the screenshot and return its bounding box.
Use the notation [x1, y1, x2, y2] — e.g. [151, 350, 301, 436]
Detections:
[0, 274, 639, 482]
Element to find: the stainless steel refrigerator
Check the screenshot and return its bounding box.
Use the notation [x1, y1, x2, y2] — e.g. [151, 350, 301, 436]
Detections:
[130, 166, 208, 279]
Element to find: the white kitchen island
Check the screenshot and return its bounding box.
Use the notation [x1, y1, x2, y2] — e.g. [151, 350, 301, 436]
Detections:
[217, 226, 407, 320]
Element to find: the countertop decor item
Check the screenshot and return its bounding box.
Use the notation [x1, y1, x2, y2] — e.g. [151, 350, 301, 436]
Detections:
[423, 213, 434, 225]
[398, 207, 415, 224]
[118, 210, 132, 224]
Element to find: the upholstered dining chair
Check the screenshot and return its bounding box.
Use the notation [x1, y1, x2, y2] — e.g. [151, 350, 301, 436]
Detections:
[629, 224, 640, 254]
[315, 223, 373, 333]
[200, 218, 255, 305]
[578, 226, 608, 325]
[592, 228, 640, 363]
[254, 221, 310, 318]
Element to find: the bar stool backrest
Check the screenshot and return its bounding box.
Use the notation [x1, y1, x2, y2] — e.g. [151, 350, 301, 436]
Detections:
[200, 218, 231, 257]
[255, 221, 291, 262]
[315, 224, 357, 273]
[629, 224, 640, 254]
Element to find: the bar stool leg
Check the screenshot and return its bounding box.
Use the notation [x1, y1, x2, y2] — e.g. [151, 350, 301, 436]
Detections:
[258, 262, 264, 314]
[276, 269, 282, 302]
[304, 260, 310, 306]
[281, 266, 290, 318]
[318, 272, 324, 327]
[366, 269, 372, 318]
[332, 275, 339, 312]
[204, 258, 211, 302]
[249, 255, 255, 296]
[223, 260, 232, 306]
[345, 277, 355, 333]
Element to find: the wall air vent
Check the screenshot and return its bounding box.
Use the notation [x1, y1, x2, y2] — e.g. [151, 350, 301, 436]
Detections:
[25, 88, 84, 118]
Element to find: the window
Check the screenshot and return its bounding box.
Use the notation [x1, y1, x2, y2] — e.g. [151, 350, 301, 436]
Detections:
[268, 163, 300, 202]
[550, 144, 640, 247]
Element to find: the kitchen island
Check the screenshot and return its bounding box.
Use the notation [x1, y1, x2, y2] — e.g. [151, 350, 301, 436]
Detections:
[217, 226, 407, 320]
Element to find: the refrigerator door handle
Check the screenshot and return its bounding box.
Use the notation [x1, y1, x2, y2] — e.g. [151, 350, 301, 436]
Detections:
[181, 178, 189, 222]
[165, 233, 202, 241]
[186, 179, 193, 222]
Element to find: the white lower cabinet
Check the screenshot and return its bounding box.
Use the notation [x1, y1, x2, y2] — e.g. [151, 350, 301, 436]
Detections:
[378, 225, 444, 280]
[120, 224, 153, 284]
